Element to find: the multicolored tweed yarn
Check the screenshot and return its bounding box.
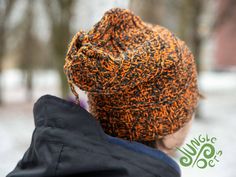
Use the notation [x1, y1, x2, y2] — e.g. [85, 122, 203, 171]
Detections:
[64, 8, 200, 142]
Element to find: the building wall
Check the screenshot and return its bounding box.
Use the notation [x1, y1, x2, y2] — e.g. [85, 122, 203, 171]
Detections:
[215, 0, 236, 71]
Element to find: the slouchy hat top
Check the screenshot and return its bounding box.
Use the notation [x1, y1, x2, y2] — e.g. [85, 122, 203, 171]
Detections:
[64, 8, 199, 142]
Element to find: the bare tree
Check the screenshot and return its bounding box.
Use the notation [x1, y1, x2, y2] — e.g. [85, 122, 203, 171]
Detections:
[18, 0, 37, 101]
[178, 0, 204, 73]
[178, 0, 204, 118]
[0, 0, 16, 105]
[44, 0, 76, 99]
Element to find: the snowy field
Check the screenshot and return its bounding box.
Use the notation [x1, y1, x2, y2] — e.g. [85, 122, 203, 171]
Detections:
[0, 70, 236, 177]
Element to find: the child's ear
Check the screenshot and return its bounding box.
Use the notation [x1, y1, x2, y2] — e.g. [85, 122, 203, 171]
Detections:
[156, 116, 194, 156]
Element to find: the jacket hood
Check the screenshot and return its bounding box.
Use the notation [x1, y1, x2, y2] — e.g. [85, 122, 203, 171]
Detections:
[7, 95, 180, 177]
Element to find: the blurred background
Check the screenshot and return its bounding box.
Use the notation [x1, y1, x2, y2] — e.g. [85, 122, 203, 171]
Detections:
[0, 0, 236, 176]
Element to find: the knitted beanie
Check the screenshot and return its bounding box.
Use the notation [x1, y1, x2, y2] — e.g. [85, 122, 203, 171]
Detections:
[64, 8, 199, 142]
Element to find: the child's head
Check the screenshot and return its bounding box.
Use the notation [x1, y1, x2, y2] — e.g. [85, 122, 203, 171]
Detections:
[64, 8, 200, 150]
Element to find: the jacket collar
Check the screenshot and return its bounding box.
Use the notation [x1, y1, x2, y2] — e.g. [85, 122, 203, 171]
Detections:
[33, 94, 106, 140]
[33, 94, 180, 176]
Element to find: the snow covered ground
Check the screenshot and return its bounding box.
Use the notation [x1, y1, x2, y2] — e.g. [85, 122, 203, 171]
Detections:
[0, 70, 236, 177]
[179, 71, 236, 177]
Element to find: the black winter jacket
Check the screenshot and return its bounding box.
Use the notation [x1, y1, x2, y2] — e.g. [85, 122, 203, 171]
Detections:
[7, 95, 180, 177]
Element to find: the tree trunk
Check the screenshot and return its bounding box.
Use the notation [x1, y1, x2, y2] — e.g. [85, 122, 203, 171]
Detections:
[178, 0, 204, 73]
[0, 27, 5, 105]
[178, 0, 204, 118]
[0, 0, 16, 105]
[26, 69, 33, 101]
[58, 63, 69, 99]
[44, 0, 76, 99]
[19, 0, 35, 102]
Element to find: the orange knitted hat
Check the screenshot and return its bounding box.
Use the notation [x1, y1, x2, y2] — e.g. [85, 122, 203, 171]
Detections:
[64, 8, 199, 142]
